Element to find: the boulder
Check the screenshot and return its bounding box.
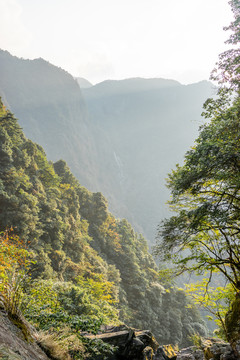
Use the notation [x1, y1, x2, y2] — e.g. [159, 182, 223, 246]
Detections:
[84, 325, 162, 359]
[142, 346, 154, 360]
[84, 325, 180, 360]
[176, 347, 196, 360]
[136, 330, 159, 352]
[153, 345, 177, 360]
[175, 338, 237, 360]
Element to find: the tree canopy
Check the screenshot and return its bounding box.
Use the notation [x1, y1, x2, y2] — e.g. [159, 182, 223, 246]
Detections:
[0, 97, 206, 347]
[155, 0, 240, 292]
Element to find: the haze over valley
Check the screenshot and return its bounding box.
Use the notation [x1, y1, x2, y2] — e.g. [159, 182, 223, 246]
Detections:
[1, 2, 240, 358]
[0, 49, 215, 243]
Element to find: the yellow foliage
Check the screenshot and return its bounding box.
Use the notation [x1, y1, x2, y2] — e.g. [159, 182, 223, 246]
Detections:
[77, 274, 117, 304]
[0, 229, 33, 317]
[0, 100, 7, 117]
[99, 215, 122, 252]
[0, 229, 32, 276]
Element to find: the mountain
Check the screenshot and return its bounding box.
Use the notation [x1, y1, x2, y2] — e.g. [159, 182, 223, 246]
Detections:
[0, 50, 215, 243]
[84, 77, 181, 96]
[75, 77, 93, 88]
[82, 78, 216, 242]
[0, 97, 207, 349]
[0, 50, 100, 192]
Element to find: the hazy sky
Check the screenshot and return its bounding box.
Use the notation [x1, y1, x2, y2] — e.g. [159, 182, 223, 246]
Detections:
[1, 0, 234, 84]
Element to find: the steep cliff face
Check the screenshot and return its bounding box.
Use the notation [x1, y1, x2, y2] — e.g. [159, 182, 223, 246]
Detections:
[0, 50, 99, 192]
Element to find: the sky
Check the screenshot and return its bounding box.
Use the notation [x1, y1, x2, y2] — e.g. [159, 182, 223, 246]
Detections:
[0, 0, 234, 85]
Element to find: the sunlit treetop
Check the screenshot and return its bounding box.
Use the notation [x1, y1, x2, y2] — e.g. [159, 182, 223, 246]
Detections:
[211, 0, 240, 90]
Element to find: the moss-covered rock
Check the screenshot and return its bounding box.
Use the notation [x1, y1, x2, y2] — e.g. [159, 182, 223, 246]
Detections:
[0, 345, 24, 360]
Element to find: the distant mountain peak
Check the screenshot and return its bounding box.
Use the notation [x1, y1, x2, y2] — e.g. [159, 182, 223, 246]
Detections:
[83, 77, 182, 98]
[75, 77, 93, 89]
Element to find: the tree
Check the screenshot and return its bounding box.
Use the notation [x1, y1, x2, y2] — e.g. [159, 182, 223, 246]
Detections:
[211, 0, 240, 90]
[0, 229, 33, 317]
[155, 0, 240, 292]
[185, 279, 235, 339]
[155, 97, 240, 290]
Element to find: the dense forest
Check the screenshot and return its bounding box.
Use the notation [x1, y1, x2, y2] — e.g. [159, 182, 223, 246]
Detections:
[2, 1, 240, 359]
[0, 98, 206, 358]
[0, 49, 214, 243]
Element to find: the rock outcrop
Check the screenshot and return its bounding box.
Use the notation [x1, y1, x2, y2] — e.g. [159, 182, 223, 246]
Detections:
[84, 324, 177, 360]
[176, 338, 236, 360]
[0, 309, 50, 360]
[88, 328, 239, 360]
[1, 309, 239, 360]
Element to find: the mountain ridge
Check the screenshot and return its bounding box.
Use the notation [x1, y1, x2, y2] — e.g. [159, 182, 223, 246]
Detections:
[0, 49, 216, 242]
[83, 77, 182, 97]
[82, 76, 216, 242]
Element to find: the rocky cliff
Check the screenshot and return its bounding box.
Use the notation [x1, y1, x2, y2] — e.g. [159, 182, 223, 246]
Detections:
[0, 309, 49, 360]
[0, 49, 100, 192]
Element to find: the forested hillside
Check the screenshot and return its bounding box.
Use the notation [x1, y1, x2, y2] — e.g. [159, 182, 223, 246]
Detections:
[0, 50, 100, 192]
[0, 50, 215, 242]
[82, 78, 215, 241]
[0, 97, 207, 353]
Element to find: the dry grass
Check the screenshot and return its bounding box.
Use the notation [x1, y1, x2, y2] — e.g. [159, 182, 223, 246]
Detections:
[35, 328, 86, 360]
